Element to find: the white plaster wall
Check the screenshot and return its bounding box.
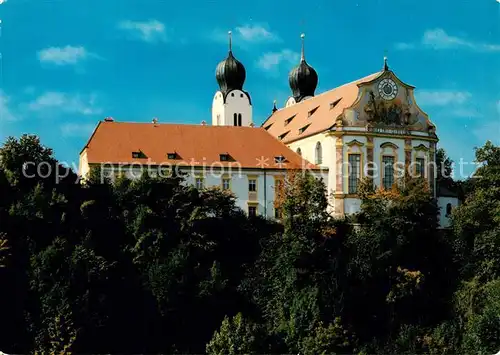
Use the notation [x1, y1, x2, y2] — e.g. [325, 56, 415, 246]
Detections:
[287, 132, 335, 195]
[212, 90, 252, 126]
[90, 164, 326, 219]
[183, 168, 326, 218]
[79, 150, 89, 178]
[438, 196, 459, 229]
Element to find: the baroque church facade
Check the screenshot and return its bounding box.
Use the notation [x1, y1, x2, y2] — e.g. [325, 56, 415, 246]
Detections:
[78, 32, 458, 228]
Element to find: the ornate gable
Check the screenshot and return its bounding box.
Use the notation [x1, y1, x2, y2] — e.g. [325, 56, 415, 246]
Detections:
[340, 70, 436, 136]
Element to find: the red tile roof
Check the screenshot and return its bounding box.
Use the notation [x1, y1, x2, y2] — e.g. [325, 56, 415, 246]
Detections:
[82, 121, 321, 170]
[262, 71, 383, 143]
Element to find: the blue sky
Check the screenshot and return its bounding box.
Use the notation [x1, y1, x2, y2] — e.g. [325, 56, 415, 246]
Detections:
[0, 0, 499, 178]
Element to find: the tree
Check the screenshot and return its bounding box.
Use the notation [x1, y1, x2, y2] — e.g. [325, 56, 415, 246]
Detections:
[206, 313, 264, 354]
[0, 233, 9, 268]
[242, 171, 355, 353]
[448, 141, 500, 353]
[346, 176, 456, 348]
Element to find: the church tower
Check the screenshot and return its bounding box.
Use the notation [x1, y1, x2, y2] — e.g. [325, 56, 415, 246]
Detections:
[212, 31, 253, 126]
[285, 33, 318, 108]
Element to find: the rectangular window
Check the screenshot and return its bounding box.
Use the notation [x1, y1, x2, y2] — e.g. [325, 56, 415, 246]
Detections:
[416, 157, 425, 177]
[222, 178, 230, 190]
[248, 206, 257, 217]
[348, 154, 361, 194]
[248, 179, 257, 192]
[382, 156, 395, 190]
[195, 177, 204, 190]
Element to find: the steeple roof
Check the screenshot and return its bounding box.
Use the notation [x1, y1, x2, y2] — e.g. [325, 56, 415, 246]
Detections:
[215, 31, 246, 94]
[288, 34, 318, 102]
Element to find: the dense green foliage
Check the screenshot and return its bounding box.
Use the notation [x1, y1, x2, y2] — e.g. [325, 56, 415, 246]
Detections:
[0, 134, 499, 354]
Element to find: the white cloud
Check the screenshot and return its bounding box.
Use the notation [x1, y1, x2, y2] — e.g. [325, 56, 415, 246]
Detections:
[450, 108, 482, 118]
[0, 90, 18, 122]
[415, 90, 472, 106]
[396, 28, 500, 52]
[211, 24, 280, 48]
[38, 46, 91, 65]
[257, 49, 299, 71]
[234, 24, 279, 43]
[28, 92, 102, 116]
[118, 19, 167, 43]
[60, 123, 96, 137]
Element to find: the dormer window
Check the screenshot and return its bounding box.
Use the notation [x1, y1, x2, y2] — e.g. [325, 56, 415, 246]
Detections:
[264, 123, 273, 130]
[220, 153, 230, 161]
[274, 155, 286, 164]
[308, 106, 319, 117]
[278, 131, 290, 141]
[285, 114, 296, 126]
[167, 152, 177, 160]
[132, 151, 146, 159]
[299, 123, 311, 134]
[330, 99, 341, 109]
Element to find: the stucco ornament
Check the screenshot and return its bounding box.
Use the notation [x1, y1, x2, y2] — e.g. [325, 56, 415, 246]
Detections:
[364, 91, 416, 126]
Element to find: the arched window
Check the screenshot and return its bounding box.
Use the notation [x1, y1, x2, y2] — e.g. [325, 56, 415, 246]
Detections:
[233, 113, 237, 126]
[238, 113, 242, 126]
[296, 147, 302, 156]
[315, 142, 322, 165]
[446, 203, 452, 217]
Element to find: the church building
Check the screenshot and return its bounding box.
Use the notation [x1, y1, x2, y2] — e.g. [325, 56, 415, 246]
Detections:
[78, 32, 458, 226]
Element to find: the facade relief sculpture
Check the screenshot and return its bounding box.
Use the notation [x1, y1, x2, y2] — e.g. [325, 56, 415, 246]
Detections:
[363, 90, 413, 126]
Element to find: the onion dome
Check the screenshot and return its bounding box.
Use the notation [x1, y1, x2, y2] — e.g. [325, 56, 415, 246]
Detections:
[216, 31, 246, 94]
[288, 33, 318, 102]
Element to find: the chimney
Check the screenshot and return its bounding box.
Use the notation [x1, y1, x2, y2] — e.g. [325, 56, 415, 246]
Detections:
[152, 117, 158, 124]
[201, 120, 207, 126]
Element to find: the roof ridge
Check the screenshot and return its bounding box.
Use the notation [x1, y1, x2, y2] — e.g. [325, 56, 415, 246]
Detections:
[272, 71, 382, 114]
[100, 121, 261, 129]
